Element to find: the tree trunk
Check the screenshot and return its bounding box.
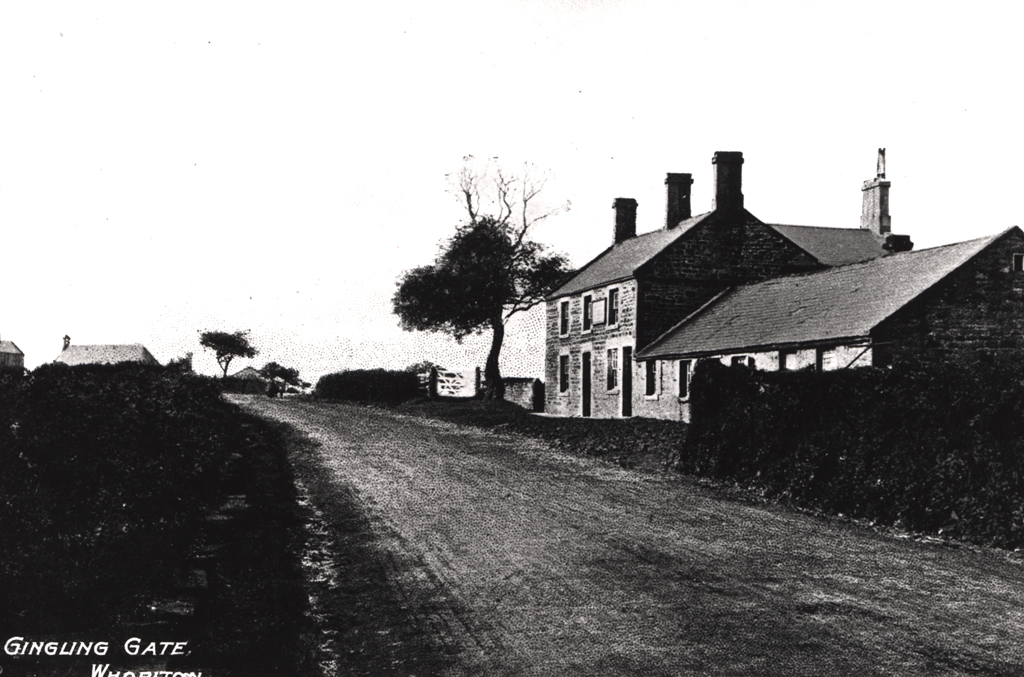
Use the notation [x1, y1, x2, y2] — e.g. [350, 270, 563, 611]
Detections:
[484, 315, 505, 400]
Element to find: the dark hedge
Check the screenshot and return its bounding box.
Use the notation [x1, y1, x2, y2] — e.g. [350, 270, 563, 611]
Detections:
[0, 363, 233, 631]
[677, 359, 1024, 548]
[315, 369, 420, 405]
[0, 363, 312, 675]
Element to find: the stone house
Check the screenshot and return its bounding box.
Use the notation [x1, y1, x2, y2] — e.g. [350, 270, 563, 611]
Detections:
[0, 339, 25, 373]
[230, 366, 266, 380]
[544, 150, 924, 419]
[635, 226, 1024, 420]
[54, 336, 160, 366]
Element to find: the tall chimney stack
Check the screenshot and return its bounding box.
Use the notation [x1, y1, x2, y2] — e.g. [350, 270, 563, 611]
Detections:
[665, 173, 693, 229]
[712, 151, 744, 212]
[861, 148, 891, 237]
[613, 197, 638, 244]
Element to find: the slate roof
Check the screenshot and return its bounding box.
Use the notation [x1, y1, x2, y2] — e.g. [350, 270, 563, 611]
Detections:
[637, 230, 1010, 360]
[768, 224, 888, 265]
[547, 211, 897, 300]
[55, 344, 160, 366]
[547, 213, 711, 299]
[0, 340, 23, 355]
[231, 366, 266, 380]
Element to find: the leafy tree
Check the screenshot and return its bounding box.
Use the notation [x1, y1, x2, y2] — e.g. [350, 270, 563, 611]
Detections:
[260, 361, 303, 387]
[199, 330, 258, 378]
[393, 160, 570, 400]
[404, 360, 439, 374]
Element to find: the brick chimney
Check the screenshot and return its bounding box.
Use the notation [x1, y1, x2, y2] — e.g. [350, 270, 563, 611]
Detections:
[712, 151, 744, 212]
[665, 173, 693, 229]
[861, 148, 891, 237]
[613, 197, 638, 244]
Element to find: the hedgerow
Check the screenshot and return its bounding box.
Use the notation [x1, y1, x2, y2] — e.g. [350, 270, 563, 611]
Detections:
[0, 363, 312, 675]
[315, 369, 420, 404]
[677, 359, 1024, 548]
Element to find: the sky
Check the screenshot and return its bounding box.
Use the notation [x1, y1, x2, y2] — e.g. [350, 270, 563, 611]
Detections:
[2, 1, 1023, 381]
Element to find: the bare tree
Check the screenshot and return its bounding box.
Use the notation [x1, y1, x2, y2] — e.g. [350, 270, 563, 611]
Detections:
[394, 159, 570, 400]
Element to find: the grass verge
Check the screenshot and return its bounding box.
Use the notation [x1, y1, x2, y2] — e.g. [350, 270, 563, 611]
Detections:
[397, 396, 687, 473]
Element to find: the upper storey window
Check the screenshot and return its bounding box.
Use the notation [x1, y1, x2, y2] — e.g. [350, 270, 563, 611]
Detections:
[608, 288, 620, 325]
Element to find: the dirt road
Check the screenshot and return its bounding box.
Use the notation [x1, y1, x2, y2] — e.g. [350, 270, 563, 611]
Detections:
[238, 397, 1024, 676]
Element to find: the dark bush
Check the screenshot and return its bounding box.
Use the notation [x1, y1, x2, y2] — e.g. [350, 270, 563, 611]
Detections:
[677, 359, 1024, 548]
[221, 374, 270, 394]
[315, 369, 420, 405]
[0, 363, 237, 631]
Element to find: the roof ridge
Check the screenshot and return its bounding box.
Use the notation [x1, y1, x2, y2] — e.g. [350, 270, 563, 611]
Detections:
[546, 211, 713, 300]
[751, 230, 1004, 286]
[637, 228, 1017, 361]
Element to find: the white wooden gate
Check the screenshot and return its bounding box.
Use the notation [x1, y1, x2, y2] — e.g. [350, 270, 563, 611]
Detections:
[421, 366, 480, 398]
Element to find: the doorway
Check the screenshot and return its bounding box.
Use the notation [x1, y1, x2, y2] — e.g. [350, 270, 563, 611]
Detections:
[581, 351, 591, 417]
[622, 346, 633, 417]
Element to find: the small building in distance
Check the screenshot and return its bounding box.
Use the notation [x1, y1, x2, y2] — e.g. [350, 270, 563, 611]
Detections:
[230, 366, 265, 380]
[54, 335, 160, 366]
[0, 339, 25, 373]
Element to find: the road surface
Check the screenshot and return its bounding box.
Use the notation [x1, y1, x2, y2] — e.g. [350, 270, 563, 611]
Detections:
[237, 396, 1024, 676]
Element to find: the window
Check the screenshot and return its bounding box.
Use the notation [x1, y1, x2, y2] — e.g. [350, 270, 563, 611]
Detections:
[608, 288, 620, 325]
[559, 354, 570, 392]
[583, 295, 593, 331]
[559, 301, 569, 336]
[779, 349, 796, 371]
[606, 348, 619, 390]
[1014, 254, 1024, 272]
[645, 360, 658, 396]
[679, 360, 692, 399]
[731, 355, 754, 368]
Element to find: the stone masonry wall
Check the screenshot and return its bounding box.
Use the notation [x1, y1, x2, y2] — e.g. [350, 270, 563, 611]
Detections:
[545, 281, 637, 417]
[873, 230, 1024, 369]
[636, 212, 822, 349]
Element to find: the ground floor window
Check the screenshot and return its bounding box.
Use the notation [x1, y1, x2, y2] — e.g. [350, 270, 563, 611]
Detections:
[607, 348, 619, 390]
[559, 354, 569, 392]
[645, 360, 658, 396]
[679, 360, 692, 399]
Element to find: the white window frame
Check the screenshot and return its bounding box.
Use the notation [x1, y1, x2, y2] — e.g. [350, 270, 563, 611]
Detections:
[678, 360, 692, 401]
[644, 360, 660, 399]
[607, 287, 620, 327]
[606, 346, 619, 392]
[559, 300, 570, 337]
[558, 352, 570, 395]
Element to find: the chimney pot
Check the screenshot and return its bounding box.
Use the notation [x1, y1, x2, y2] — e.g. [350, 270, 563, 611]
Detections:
[712, 151, 744, 212]
[613, 197, 638, 244]
[665, 173, 693, 229]
[62, 335, 70, 351]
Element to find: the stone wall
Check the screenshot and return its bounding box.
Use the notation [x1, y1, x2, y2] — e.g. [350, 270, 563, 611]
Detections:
[632, 344, 874, 421]
[636, 212, 822, 348]
[873, 230, 1024, 368]
[544, 281, 637, 417]
[503, 378, 543, 412]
